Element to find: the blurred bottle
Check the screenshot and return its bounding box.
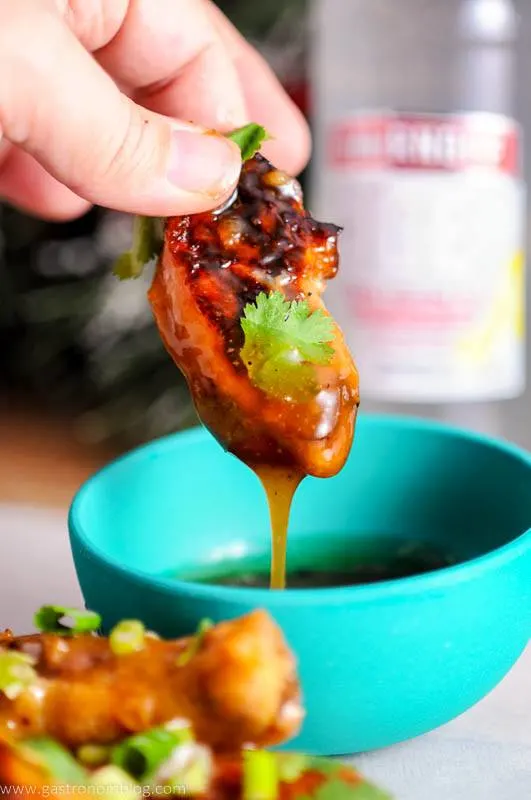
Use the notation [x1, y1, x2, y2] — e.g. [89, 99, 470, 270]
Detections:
[310, 0, 525, 437]
[504, 0, 531, 449]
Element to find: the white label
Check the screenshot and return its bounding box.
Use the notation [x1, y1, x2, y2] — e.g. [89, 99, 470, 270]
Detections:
[323, 111, 526, 402]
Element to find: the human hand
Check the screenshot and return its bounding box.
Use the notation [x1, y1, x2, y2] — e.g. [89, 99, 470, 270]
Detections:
[0, 0, 311, 220]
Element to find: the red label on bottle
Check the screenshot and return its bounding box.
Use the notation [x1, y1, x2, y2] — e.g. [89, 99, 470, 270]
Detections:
[328, 112, 519, 176]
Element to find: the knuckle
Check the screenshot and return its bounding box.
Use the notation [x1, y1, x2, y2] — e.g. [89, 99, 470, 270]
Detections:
[60, 0, 129, 51]
[93, 101, 164, 189]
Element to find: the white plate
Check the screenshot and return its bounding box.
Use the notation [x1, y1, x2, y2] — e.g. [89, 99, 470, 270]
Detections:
[0, 503, 529, 798]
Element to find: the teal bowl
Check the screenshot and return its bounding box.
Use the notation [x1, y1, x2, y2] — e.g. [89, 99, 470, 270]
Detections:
[69, 415, 531, 755]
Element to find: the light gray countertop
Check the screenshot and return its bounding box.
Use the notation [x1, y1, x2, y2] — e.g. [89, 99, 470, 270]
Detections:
[1, 503, 529, 800]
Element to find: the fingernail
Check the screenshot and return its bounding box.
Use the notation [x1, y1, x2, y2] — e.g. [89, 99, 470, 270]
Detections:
[167, 130, 241, 196]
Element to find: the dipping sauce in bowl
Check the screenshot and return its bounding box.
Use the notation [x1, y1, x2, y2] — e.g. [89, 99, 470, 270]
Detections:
[170, 536, 456, 589]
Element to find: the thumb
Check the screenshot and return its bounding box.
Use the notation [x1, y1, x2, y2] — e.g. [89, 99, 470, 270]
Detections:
[0, 8, 242, 216]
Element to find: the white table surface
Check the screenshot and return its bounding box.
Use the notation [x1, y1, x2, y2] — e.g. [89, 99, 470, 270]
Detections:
[1, 503, 529, 799]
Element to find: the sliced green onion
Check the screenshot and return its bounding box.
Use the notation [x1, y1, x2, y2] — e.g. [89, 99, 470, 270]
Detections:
[155, 743, 212, 796]
[109, 620, 146, 655]
[19, 737, 87, 784]
[111, 726, 194, 781]
[179, 753, 210, 795]
[176, 619, 213, 667]
[276, 753, 309, 783]
[0, 650, 37, 699]
[243, 750, 278, 800]
[34, 605, 101, 635]
[77, 744, 111, 768]
[89, 765, 139, 800]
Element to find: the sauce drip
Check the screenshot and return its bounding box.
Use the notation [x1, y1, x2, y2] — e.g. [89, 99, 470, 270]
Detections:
[255, 468, 303, 589]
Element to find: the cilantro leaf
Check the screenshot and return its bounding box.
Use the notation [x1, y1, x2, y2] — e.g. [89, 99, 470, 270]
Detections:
[249, 353, 317, 401]
[227, 123, 271, 161]
[112, 216, 164, 281]
[240, 291, 335, 400]
[34, 605, 101, 635]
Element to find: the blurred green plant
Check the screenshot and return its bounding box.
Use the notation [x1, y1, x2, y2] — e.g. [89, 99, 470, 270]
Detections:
[0, 206, 197, 447]
[216, 0, 306, 39]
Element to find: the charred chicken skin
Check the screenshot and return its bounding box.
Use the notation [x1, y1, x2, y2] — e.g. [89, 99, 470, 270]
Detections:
[0, 611, 301, 751]
[149, 153, 359, 478]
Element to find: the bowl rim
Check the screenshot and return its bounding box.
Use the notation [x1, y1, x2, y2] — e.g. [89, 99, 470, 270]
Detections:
[69, 413, 531, 607]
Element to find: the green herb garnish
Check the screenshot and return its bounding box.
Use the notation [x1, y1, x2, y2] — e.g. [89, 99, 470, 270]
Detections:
[176, 619, 213, 667]
[240, 291, 335, 400]
[243, 749, 278, 800]
[156, 743, 212, 795]
[111, 726, 193, 782]
[227, 123, 271, 161]
[89, 765, 140, 800]
[19, 737, 88, 784]
[0, 650, 37, 699]
[109, 619, 146, 655]
[34, 605, 101, 635]
[113, 216, 164, 281]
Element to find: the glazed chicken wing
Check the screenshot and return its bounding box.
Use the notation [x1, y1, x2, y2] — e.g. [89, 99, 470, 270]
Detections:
[0, 610, 390, 799]
[149, 153, 359, 478]
[0, 611, 301, 751]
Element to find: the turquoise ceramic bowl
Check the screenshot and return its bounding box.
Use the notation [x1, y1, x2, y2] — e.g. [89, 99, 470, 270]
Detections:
[69, 415, 531, 756]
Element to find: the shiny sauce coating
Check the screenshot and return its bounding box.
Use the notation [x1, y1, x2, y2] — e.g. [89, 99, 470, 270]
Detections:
[149, 154, 359, 587]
